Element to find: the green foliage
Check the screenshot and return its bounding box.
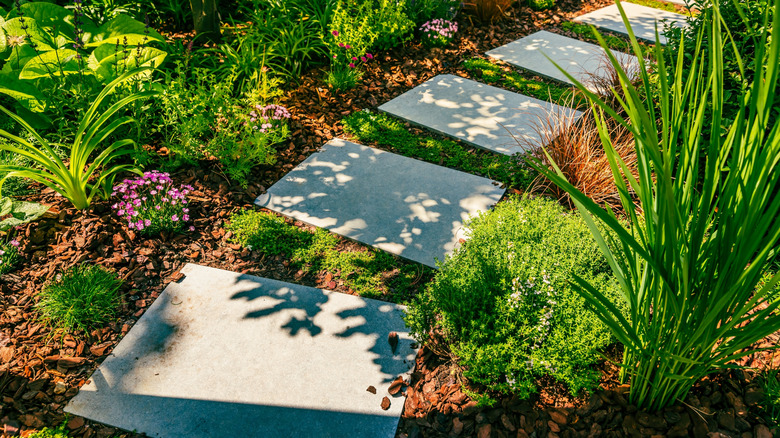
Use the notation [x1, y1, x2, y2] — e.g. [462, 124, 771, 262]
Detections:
[0, 147, 35, 197]
[529, 0, 555, 11]
[226, 210, 430, 299]
[560, 22, 631, 52]
[405, 196, 624, 398]
[0, 1, 167, 131]
[36, 264, 123, 333]
[665, 0, 776, 133]
[0, 237, 22, 275]
[625, 0, 680, 13]
[462, 58, 584, 108]
[25, 422, 69, 438]
[0, 69, 152, 209]
[761, 369, 780, 426]
[342, 110, 534, 188]
[153, 64, 285, 185]
[331, 0, 415, 53]
[0, 195, 48, 231]
[530, 0, 780, 410]
[215, 0, 333, 85]
[405, 0, 461, 24]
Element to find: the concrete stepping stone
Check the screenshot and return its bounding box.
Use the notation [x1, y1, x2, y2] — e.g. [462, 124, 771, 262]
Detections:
[573, 3, 688, 44]
[66, 264, 416, 438]
[255, 138, 505, 268]
[486, 31, 640, 92]
[378, 74, 582, 156]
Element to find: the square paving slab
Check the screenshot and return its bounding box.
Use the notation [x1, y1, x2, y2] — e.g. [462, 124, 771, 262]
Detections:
[66, 264, 416, 438]
[255, 138, 505, 268]
[378, 74, 582, 155]
[486, 31, 640, 91]
[573, 3, 688, 44]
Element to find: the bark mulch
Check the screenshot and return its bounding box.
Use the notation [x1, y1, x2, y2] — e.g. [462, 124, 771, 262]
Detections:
[1, 1, 779, 437]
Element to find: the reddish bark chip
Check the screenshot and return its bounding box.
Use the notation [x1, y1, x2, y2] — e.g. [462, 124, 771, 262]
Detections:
[366, 386, 377, 394]
[388, 376, 404, 395]
[388, 332, 399, 354]
[381, 396, 391, 410]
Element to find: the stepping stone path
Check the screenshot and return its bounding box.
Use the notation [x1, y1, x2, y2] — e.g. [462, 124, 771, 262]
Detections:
[573, 3, 688, 44]
[378, 74, 582, 156]
[486, 30, 640, 91]
[256, 138, 505, 268]
[66, 264, 416, 438]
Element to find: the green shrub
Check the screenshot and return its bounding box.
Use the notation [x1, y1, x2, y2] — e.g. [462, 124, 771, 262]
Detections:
[154, 65, 285, 184]
[331, 0, 415, 52]
[226, 210, 430, 299]
[560, 22, 630, 52]
[26, 423, 69, 438]
[405, 0, 462, 25]
[529, 0, 555, 11]
[36, 264, 123, 333]
[405, 196, 625, 398]
[342, 110, 534, 187]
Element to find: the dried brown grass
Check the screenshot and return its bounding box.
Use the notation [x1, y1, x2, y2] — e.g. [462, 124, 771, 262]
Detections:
[521, 55, 644, 213]
[463, 0, 514, 22]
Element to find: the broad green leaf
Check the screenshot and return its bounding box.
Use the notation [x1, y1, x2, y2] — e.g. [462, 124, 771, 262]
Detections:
[86, 14, 164, 48]
[0, 75, 46, 112]
[19, 48, 80, 79]
[0, 198, 12, 217]
[0, 18, 6, 54]
[92, 45, 166, 82]
[0, 199, 49, 231]
[2, 17, 55, 51]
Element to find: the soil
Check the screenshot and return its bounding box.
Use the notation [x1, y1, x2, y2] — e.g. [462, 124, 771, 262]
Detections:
[1, 1, 778, 437]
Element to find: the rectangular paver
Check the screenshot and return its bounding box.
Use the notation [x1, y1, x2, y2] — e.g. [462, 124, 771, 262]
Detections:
[486, 31, 640, 91]
[573, 3, 688, 44]
[255, 138, 505, 268]
[66, 264, 417, 438]
[378, 74, 582, 156]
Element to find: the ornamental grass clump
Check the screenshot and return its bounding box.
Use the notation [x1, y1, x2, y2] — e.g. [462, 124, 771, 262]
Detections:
[36, 264, 123, 334]
[530, 0, 780, 410]
[111, 171, 193, 236]
[419, 19, 458, 47]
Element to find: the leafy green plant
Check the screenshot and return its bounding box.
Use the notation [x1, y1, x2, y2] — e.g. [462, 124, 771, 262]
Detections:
[0, 1, 167, 126]
[330, 0, 415, 53]
[153, 65, 286, 184]
[226, 210, 430, 299]
[405, 0, 461, 25]
[25, 422, 70, 438]
[405, 196, 625, 398]
[111, 171, 193, 235]
[665, 0, 775, 134]
[325, 31, 375, 91]
[0, 68, 154, 210]
[529, 0, 555, 11]
[342, 110, 534, 188]
[36, 264, 123, 333]
[530, 0, 780, 410]
[761, 368, 780, 426]
[462, 58, 584, 108]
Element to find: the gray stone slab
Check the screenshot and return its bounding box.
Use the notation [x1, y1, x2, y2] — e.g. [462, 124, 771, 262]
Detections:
[378, 74, 582, 156]
[573, 3, 688, 44]
[255, 138, 505, 268]
[66, 264, 417, 438]
[486, 31, 640, 92]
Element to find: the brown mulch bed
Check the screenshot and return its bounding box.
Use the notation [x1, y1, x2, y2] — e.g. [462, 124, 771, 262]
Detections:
[1, 1, 779, 437]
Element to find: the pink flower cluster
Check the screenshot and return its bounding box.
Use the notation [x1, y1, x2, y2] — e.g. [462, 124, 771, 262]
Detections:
[330, 30, 373, 69]
[248, 104, 291, 134]
[420, 19, 458, 44]
[111, 171, 194, 234]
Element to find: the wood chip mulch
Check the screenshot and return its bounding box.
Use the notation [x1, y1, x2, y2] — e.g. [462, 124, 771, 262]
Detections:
[1, 1, 778, 437]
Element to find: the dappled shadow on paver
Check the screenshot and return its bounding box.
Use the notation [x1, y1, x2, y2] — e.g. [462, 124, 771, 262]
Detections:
[66, 265, 415, 437]
[256, 138, 505, 269]
[378, 75, 581, 155]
